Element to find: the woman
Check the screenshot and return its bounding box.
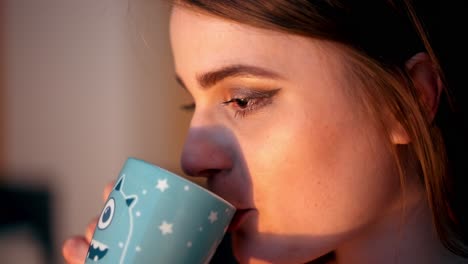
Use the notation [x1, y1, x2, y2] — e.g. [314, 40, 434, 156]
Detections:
[63, 0, 468, 263]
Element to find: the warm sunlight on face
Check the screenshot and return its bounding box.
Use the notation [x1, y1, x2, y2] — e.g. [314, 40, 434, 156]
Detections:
[170, 6, 402, 264]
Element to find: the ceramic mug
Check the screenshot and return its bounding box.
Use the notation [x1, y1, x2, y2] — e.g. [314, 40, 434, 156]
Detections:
[85, 157, 235, 264]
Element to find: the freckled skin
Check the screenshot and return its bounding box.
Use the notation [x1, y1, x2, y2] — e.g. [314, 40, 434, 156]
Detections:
[171, 6, 406, 264]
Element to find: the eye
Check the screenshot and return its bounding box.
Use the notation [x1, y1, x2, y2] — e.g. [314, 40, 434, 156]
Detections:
[180, 102, 196, 112]
[231, 98, 249, 108]
[98, 198, 115, 230]
[222, 88, 281, 118]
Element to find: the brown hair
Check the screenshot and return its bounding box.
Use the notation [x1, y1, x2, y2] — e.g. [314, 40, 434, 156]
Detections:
[174, 0, 468, 257]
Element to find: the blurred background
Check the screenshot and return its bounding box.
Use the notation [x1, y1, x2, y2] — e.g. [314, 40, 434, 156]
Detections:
[0, 0, 204, 263]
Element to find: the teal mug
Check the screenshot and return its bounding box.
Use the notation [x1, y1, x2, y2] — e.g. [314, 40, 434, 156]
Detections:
[85, 158, 235, 264]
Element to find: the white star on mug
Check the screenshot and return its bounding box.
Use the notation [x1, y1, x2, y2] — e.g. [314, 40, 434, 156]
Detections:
[208, 211, 218, 223]
[155, 179, 169, 192]
[159, 221, 173, 235]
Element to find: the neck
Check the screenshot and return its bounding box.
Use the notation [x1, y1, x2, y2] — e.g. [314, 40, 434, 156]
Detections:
[334, 189, 462, 264]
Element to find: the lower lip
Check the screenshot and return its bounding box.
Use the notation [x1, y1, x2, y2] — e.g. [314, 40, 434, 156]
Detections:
[228, 209, 253, 232]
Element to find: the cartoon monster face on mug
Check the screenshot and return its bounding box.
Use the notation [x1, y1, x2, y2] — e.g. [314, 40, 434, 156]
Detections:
[86, 175, 138, 263]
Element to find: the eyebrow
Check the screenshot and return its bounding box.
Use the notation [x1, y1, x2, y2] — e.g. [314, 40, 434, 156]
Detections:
[175, 64, 284, 90]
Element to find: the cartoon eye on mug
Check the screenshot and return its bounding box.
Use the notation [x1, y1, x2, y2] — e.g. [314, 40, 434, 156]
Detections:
[98, 198, 115, 230]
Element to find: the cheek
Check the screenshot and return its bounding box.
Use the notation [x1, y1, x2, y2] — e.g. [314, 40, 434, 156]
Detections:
[239, 101, 401, 236]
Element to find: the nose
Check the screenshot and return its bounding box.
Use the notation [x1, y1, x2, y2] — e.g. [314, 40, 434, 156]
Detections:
[180, 126, 234, 178]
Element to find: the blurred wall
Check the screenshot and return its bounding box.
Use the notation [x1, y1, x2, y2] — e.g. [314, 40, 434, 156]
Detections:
[2, 0, 192, 262]
[1, 1, 5, 168]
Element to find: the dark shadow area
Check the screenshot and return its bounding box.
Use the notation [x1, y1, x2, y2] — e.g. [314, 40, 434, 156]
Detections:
[210, 233, 237, 263]
[0, 177, 54, 264]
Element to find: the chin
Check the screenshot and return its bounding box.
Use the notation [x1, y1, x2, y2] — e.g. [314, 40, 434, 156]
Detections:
[231, 232, 265, 263]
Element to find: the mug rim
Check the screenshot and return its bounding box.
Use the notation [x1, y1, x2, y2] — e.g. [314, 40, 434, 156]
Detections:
[126, 157, 236, 211]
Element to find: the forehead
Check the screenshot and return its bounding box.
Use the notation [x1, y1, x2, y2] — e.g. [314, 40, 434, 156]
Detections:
[169, 6, 350, 88]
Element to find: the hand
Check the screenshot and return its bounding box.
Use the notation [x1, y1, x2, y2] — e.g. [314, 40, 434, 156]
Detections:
[62, 181, 114, 264]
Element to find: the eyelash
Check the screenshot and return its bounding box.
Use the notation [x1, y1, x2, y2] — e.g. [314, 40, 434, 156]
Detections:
[180, 103, 196, 111]
[222, 96, 270, 118]
[181, 88, 280, 118]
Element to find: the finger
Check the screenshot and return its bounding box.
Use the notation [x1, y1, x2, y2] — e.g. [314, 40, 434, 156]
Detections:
[103, 180, 115, 201]
[85, 217, 98, 243]
[62, 236, 89, 264]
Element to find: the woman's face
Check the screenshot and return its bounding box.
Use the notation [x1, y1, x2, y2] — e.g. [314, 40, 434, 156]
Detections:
[170, 6, 402, 263]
